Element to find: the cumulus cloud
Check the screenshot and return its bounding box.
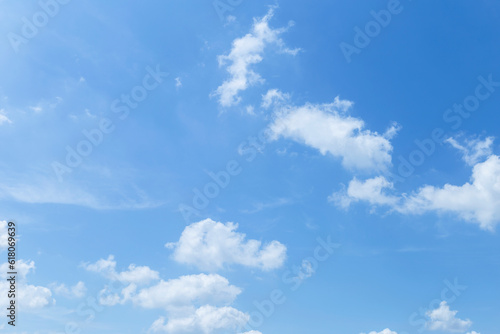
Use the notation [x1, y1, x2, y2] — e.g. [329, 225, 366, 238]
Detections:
[334, 153, 500, 231]
[330, 176, 398, 209]
[213, 7, 299, 107]
[149, 305, 249, 333]
[361, 329, 398, 334]
[82, 255, 159, 285]
[401, 154, 500, 231]
[426, 301, 472, 332]
[446, 136, 494, 166]
[0, 259, 53, 309]
[166, 219, 287, 271]
[134, 274, 241, 310]
[269, 97, 398, 172]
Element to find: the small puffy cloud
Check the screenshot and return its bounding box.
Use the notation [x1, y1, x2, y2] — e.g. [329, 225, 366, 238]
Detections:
[446, 136, 494, 166]
[149, 305, 249, 334]
[166, 219, 286, 271]
[82, 255, 159, 285]
[213, 7, 299, 107]
[361, 329, 398, 334]
[466, 332, 480, 334]
[134, 273, 241, 310]
[239, 331, 263, 334]
[269, 97, 397, 172]
[426, 301, 472, 332]
[0, 109, 12, 125]
[330, 176, 398, 209]
[51, 281, 86, 298]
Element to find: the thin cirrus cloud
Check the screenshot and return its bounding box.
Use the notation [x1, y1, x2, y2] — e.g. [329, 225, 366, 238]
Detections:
[165, 218, 287, 271]
[269, 96, 399, 172]
[333, 137, 500, 231]
[213, 6, 300, 108]
[426, 301, 472, 332]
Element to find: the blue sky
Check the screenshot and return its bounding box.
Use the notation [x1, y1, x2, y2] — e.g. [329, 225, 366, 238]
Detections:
[0, 0, 500, 333]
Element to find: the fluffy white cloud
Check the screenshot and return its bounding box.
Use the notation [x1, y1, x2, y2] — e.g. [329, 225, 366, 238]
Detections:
[401, 154, 500, 231]
[213, 7, 299, 107]
[166, 219, 286, 271]
[336, 154, 500, 231]
[331, 176, 398, 209]
[149, 305, 249, 333]
[0, 259, 35, 280]
[51, 281, 86, 298]
[269, 97, 398, 172]
[239, 331, 263, 334]
[83, 255, 159, 284]
[466, 332, 480, 334]
[446, 136, 493, 166]
[361, 329, 398, 334]
[0, 259, 53, 309]
[426, 301, 472, 332]
[134, 273, 241, 310]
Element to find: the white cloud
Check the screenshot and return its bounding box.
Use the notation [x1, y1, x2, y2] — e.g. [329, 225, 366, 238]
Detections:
[0, 109, 12, 125]
[400, 154, 500, 231]
[134, 273, 241, 310]
[330, 176, 399, 209]
[149, 305, 249, 334]
[446, 136, 494, 166]
[261, 89, 290, 109]
[83, 255, 159, 285]
[0, 259, 53, 309]
[52, 281, 86, 298]
[166, 219, 286, 271]
[239, 331, 263, 334]
[269, 97, 397, 172]
[361, 329, 398, 334]
[466, 332, 480, 334]
[213, 7, 299, 107]
[337, 153, 500, 231]
[0, 259, 35, 280]
[426, 301, 472, 332]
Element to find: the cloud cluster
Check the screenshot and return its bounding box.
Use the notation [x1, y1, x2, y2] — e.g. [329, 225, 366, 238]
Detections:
[84, 218, 286, 333]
